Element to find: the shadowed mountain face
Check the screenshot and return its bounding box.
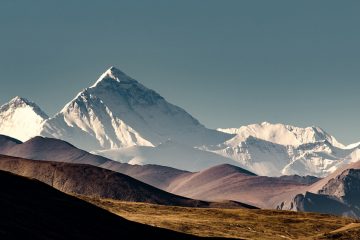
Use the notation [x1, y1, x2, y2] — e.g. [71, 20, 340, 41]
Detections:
[0, 170, 231, 240]
[0, 135, 21, 152]
[290, 192, 360, 217]
[0, 155, 208, 207]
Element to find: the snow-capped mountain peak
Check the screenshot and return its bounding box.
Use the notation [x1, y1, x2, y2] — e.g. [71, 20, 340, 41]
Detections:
[40, 66, 231, 151]
[8, 96, 30, 107]
[2, 96, 48, 118]
[91, 66, 137, 88]
[204, 122, 360, 177]
[0, 96, 48, 141]
[218, 122, 344, 148]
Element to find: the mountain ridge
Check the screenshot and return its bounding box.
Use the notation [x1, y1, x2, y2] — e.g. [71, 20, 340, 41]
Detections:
[0, 66, 359, 177]
[202, 133, 359, 177]
[218, 121, 344, 147]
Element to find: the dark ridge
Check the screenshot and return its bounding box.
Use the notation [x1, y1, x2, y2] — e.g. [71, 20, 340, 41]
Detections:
[0, 135, 22, 152]
[0, 135, 22, 145]
[0, 170, 233, 240]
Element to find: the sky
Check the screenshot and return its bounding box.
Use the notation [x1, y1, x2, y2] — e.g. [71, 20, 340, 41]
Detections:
[0, 0, 359, 144]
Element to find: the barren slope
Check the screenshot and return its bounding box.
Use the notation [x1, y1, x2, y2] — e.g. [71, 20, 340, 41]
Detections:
[0, 155, 207, 207]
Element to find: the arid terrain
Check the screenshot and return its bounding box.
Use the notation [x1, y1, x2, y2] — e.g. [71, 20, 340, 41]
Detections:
[83, 197, 360, 240]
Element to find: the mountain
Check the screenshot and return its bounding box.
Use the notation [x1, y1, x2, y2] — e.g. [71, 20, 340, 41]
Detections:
[0, 68, 359, 177]
[0, 134, 314, 208]
[0, 96, 48, 141]
[0, 170, 218, 240]
[40, 67, 231, 151]
[276, 161, 360, 218]
[0, 154, 212, 207]
[204, 122, 360, 177]
[5, 134, 360, 217]
[164, 164, 318, 208]
[218, 122, 344, 147]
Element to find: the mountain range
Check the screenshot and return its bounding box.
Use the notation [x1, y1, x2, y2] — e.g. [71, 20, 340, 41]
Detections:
[0, 66, 359, 177]
[2, 134, 360, 219]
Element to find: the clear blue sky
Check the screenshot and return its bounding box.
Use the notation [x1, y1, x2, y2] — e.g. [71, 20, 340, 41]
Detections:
[0, 0, 359, 144]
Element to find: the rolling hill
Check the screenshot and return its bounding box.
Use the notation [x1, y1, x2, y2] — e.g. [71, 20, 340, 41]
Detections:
[0, 169, 228, 240]
[0, 154, 207, 207]
[165, 164, 318, 208]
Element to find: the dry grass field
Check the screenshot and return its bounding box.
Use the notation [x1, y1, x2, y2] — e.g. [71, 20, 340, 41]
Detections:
[83, 197, 360, 240]
[312, 223, 360, 239]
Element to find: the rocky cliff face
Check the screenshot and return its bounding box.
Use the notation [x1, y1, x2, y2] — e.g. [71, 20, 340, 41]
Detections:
[319, 168, 360, 203]
[277, 168, 360, 218]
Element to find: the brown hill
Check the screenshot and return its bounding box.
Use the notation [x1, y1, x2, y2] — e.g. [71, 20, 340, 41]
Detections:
[166, 164, 317, 208]
[0, 154, 207, 207]
[0, 155, 255, 209]
[0, 135, 189, 188]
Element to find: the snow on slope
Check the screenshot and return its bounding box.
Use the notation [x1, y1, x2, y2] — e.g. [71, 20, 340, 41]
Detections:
[41, 67, 231, 151]
[0, 97, 48, 141]
[203, 136, 291, 176]
[41, 89, 153, 151]
[345, 142, 360, 149]
[203, 124, 360, 177]
[218, 122, 344, 148]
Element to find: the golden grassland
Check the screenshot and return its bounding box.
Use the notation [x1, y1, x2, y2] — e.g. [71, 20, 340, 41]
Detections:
[314, 223, 360, 240]
[81, 196, 360, 240]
